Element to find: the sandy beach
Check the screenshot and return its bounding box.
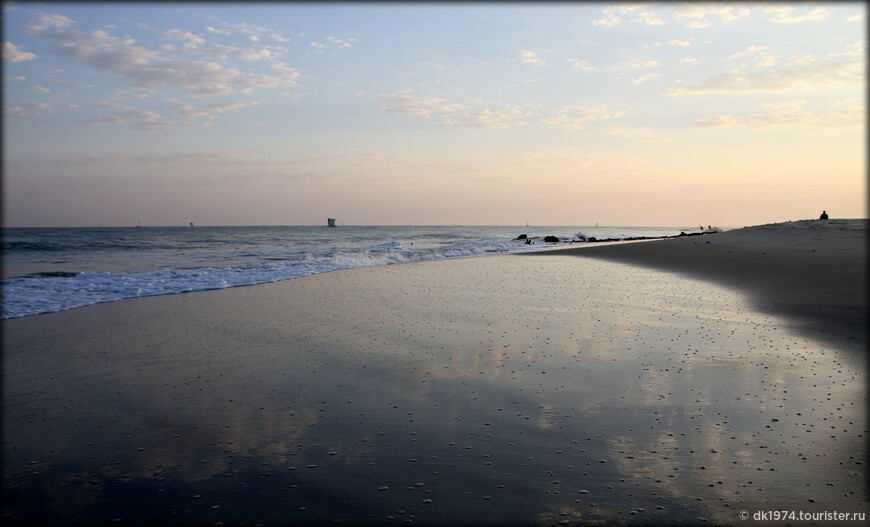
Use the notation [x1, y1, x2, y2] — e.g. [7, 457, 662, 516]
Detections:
[535, 218, 868, 356]
[3, 220, 867, 525]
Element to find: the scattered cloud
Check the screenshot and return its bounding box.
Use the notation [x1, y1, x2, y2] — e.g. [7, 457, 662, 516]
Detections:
[24, 13, 75, 34]
[670, 60, 864, 95]
[673, 4, 751, 28]
[325, 36, 354, 48]
[161, 28, 206, 50]
[81, 102, 177, 132]
[694, 98, 865, 130]
[166, 98, 259, 123]
[725, 45, 768, 61]
[605, 125, 672, 143]
[206, 26, 232, 36]
[22, 16, 302, 101]
[3, 99, 62, 120]
[539, 105, 623, 131]
[826, 40, 866, 58]
[3, 42, 37, 62]
[237, 48, 272, 61]
[784, 55, 817, 67]
[610, 58, 659, 71]
[567, 58, 596, 71]
[760, 5, 830, 24]
[520, 49, 547, 66]
[78, 97, 261, 132]
[309, 36, 356, 52]
[378, 94, 522, 129]
[632, 73, 661, 85]
[694, 115, 738, 129]
[593, 5, 666, 27]
[635, 10, 666, 26]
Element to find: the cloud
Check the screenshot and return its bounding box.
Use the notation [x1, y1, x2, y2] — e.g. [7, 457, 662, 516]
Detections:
[4, 42, 37, 62]
[635, 10, 666, 26]
[25, 13, 76, 34]
[161, 28, 206, 50]
[166, 98, 259, 124]
[379, 96, 630, 131]
[206, 26, 232, 36]
[45, 28, 248, 97]
[628, 59, 659, 68]
[784, 55, 817, 67]
[237, 48, 272, 61]
[520, 49, 547, 66]
[593, 5, 666, 27]
[567, 58, 596, 71]
[539, 105, 623, 130]
[81, 102, 177, 132]
[378, 94, 523, 129]
[694, 115, 738, 129]
[29, 84, 51, 93]
[604, 125, 672, 143]
[694, 99, 865, 130]
[827, 40, 867, 58]
[670, 60, 864, 95]
[725, 45, 768, 60]
[761, 5, 830, 24]
[325, 36, 354, 48]
[28, 18, 301, 103]
[632, 73, 661, 85]
[673, 4, 751, 28]
[3, 99, 61, 120]
[379, 95, 460, 118]
[611, 58, 659, 70]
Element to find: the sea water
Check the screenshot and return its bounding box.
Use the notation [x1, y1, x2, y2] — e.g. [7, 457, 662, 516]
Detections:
[1, 225, 697, 319]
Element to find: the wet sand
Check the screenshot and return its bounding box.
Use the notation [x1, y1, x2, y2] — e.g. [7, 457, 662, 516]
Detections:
[3, 220, 867, 525]
[535, 219, 868, 356]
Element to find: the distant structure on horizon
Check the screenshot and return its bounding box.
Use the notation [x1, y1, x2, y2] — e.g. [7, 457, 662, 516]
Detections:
[327, 218, 336, 228]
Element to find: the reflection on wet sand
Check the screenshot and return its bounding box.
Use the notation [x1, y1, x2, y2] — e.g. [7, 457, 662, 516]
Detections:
[3, 255, 866, 524]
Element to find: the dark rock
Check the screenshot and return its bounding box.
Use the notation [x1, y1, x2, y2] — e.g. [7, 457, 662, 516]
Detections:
[544, 236, 560, 243]
[515, 234, 528, 240]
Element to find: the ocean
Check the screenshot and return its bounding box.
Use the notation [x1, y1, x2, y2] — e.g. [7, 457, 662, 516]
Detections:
[1, 224, 700, 319]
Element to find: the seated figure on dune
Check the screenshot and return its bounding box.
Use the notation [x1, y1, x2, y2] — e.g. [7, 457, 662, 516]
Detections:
[819, 210, 829, 220]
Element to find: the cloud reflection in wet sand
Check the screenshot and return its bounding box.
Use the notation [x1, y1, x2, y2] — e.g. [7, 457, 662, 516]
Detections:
[2, 255, 865, 524]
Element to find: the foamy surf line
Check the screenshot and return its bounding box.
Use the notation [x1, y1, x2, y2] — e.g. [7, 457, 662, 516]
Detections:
[2, 235, 599, 319]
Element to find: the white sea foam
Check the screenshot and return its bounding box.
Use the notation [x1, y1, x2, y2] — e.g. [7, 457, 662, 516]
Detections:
[1, 237, 567, 318]
[2, 225, 698, 319]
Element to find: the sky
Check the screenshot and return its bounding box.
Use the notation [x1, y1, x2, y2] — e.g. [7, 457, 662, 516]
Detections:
[2, 2, 866, 227]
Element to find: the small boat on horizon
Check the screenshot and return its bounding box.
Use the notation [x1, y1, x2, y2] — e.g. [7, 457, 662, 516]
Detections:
[327, 218, 336, 228]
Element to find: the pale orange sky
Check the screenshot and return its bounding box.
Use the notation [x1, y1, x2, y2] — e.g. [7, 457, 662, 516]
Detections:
[3, 3, 866, 227]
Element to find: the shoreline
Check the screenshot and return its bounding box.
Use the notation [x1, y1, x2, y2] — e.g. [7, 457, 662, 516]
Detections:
[3, 219, 867, 524]
[527, 219, 868, 355]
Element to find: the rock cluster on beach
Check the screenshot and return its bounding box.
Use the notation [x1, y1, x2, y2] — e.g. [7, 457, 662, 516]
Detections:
[514, 230, 720, 244]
